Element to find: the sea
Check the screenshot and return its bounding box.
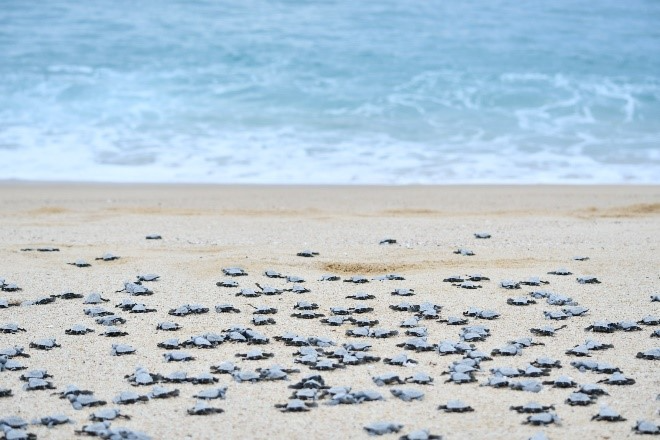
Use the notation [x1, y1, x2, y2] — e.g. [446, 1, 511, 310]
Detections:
[1, 0, 659, 184]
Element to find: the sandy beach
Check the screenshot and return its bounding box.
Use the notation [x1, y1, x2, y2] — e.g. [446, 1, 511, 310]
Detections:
[0, 183, 659, 440]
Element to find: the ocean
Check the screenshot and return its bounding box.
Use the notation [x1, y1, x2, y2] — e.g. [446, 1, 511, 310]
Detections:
[1, 0, 659, 184]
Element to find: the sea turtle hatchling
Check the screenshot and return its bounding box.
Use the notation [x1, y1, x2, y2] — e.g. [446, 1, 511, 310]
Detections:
[32, 414, 72, 427]
[454, 248, 474, 256]
[507, 297, 536, 306]
[523, 413, 561, 426]
[500, 280, 521, 290]
[83, 293, 109, 304]
[399, 430, 443, 440]
[344, 276, 370, 284]
[95, 253, 120, 261]
[372, 373, 405, 386]
[67, 259, 91, 267]
[236, 349, 274, 361]
[168, 304, 209, 316]
[633, 420, 660, 435]
[89, 408, 130, 421]
[163, 351, 195, 362]
[438, 400, 474, 412]
[194, 387, 228, 400]
[223, 267, 247, 277]
[23, 378, 56, 391]
[598, 372, 635, 385]
[636, 348, 660, 360]
[296, 250, 318, 258]
[542, 375, 577, 388]
[111, 344, 136, 356]
[275, 399, 318, 412]
[319, 274, 341, 281]
[364, 422, 404, 436]
[390, 388, 424, 402]
[65, 324, 95, 335]
[100, 326, 128, 337]
[510, 402, 555, 414]
[548, 268, 572, 275]
[215, 304, 240, 313]
[264, 270, 286, 279]
[591, 405, 625, 421]
[576, 275, 600, 284]
[148, 386, 180, 399]
[113, 391, 149, 405]
[565, 392, 594, 406]
[157, 321, 181, 331]
[29, 339, 60, 350]
[136, 273, 160, 282]
[216, 280, 239, 288]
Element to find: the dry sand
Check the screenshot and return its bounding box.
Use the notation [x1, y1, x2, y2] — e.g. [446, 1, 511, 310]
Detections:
[0, 183, 659, 440]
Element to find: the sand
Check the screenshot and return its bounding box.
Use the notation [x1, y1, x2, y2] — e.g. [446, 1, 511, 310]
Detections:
[0, 183, 659, 440]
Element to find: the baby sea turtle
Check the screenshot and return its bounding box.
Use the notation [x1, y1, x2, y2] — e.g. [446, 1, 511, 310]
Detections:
[636, 348, 660, 360]
[474, 232, 491, 239]
[372, 373, 405, 386]
[210, 361, 240, 375]
[319, 274, 341, 281]
[500, 280, 521, 290]
[264, 270, 286, 278]
[118, 282, 153, 296]
[136, 273, 159, 282]
[294, 301, 319, 310]
[67, 259, 91, 267]
[256, 284, 284, 296]
[577, 275, 600, 284]
[344, 276, 370, 284]
[252, 315, 276, 325]
[651, 330, 660, 338]
[163, 351, 195, 362]
[95, 253, 120, 261]
[111, 344, 136, 356]
[585, 321, 618, 333]
[90, 408, 130, 421]
[591, 405, 625, 421]
[598, 372, 635, 385]
[223, 267, 247, 277]
[399, 430, 443, 440]
[236, 288, 260, 298]
[168, 304, 209, 316]
[24, 378, 56, 391]
[113, 391, 149, 405]
[157, 321, 181, 331]
[29, 338, 60, 351]
[546, 294, 576, 306]
[530, 325, 566, 337]
[391, 388, 424, 402]
[438, 400, 474, 412]
[97, 316, 126, 327]
[148, 385, 179, 399]
[509, 380, 543, 393]
[1, 282, 21, 292]
[542, 375, 577, 388]
[125, 367, 163, 386]
[633, 420, 660, 435]
[236, 349, 274, 361]
[65, 324, 95, 335]
[364, 422, 404, 436]
[523, 413, 560, 426]
[232, 370, 262, 383]
[0, 346, 28, 358]
[84, 293, 109, 304]
[651, 294, 660, 302]
[548, 268, 572, 275]
[275, 399, 318, 412]
[380, 238, 397, 244]
[84, 306, 114, 317]
[145, 234, 161, 239]
[22, 296, 56, 306]
[454, 248, 474, 256]
[520, 277, 549, 286]
[510, 402, 555, 413]
[101, 326, 128, 337]
[194, 387, 228, 400]
[296, 250, 319, 257]
[216, 279, 239, 288]
[507, 297, 536, 306]
[288, 284, 310, 293]
[215, 304, 240, 313]
[565, 392, 594, 406]
[32, 414, 72, 427]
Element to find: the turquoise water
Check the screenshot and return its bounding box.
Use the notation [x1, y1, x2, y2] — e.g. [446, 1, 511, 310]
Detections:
[1, 1, 659, 183]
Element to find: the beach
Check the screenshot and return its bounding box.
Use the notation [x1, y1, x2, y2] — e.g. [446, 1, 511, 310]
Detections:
[1, 183, 659, 439]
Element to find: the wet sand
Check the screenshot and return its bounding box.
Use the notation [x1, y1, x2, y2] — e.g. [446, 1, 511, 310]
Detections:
[0, 184, 659, 439]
